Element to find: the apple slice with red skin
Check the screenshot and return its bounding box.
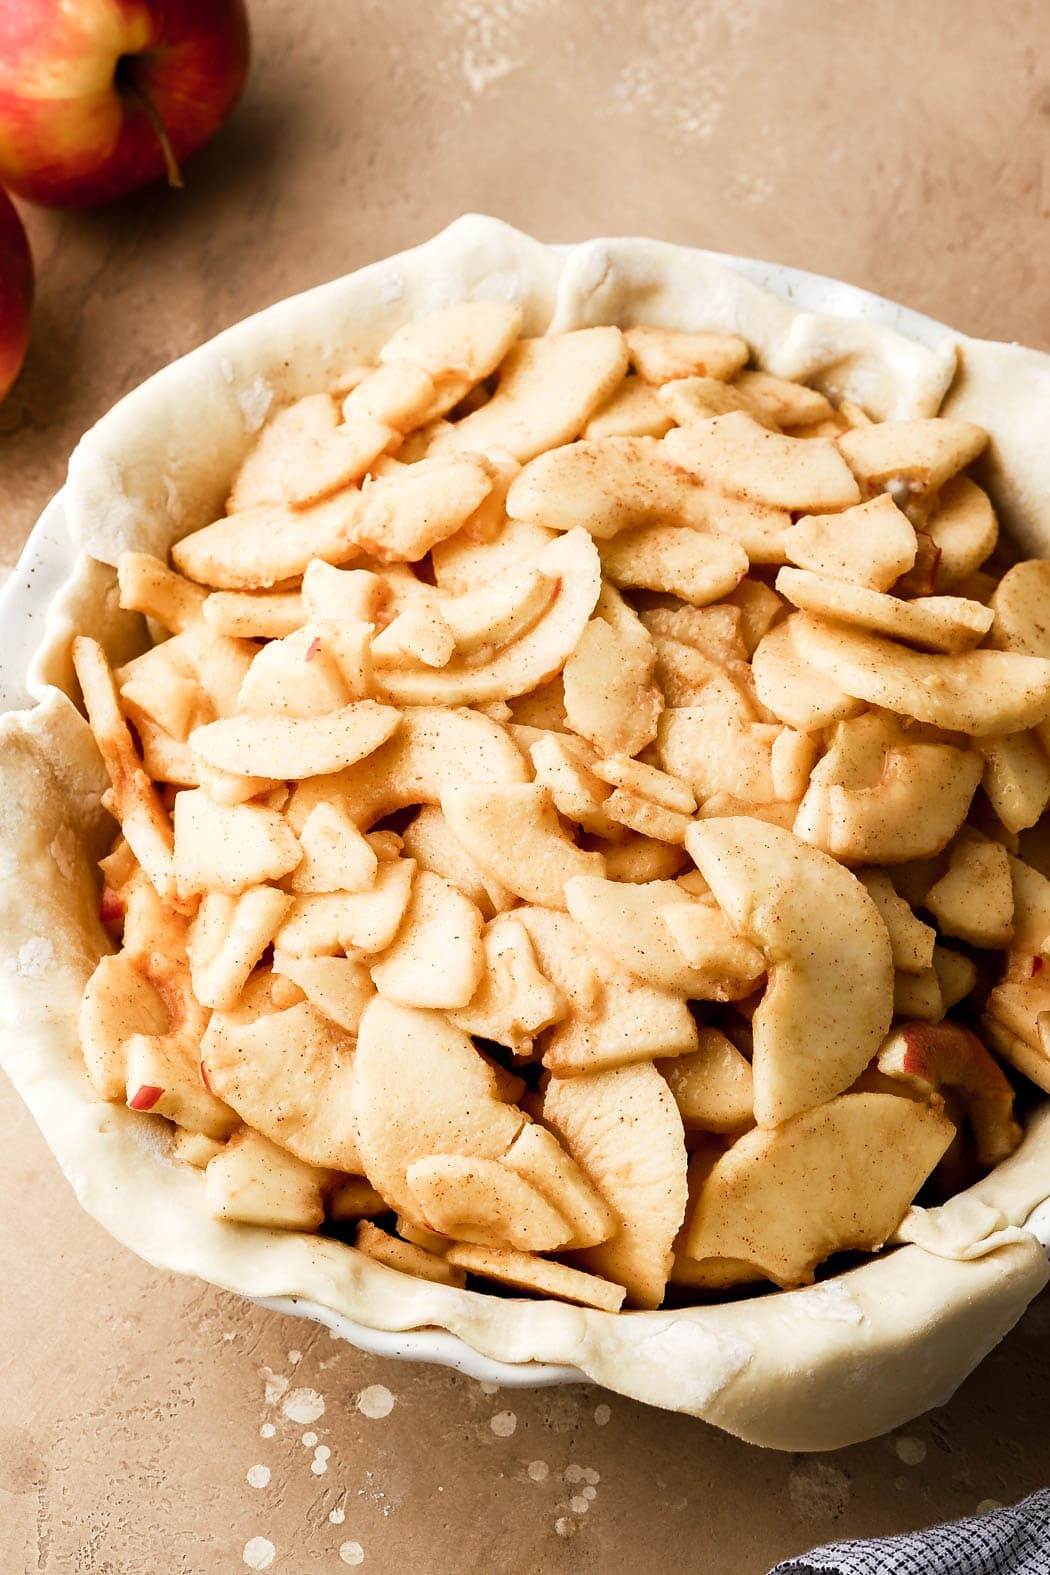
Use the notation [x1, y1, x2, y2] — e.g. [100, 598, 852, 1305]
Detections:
[0, 188, 31, 403]
[0, 0, 250, 207]
[877, 1022, 1022, 1168]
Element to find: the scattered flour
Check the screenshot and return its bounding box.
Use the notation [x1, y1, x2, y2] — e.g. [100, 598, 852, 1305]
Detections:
[357, 1384, 395, 1420]
[282, 1388, 326, 1425]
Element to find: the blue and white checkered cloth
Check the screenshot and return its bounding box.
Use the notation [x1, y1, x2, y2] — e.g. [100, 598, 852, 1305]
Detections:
[772, 1490, 1050, 1574]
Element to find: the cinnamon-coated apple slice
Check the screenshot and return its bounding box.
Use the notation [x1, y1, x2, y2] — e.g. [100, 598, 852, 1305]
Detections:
[775, 567, 993, 654]
[793, 616, 1050, 736]
[172, 490, 365, 590]
[783, 494, 917, 591]
[625, 325, 749, 382]
[925, 476, 998, 589]
[290, 706, 528, 833]
[369, 870, 484, 1010]
[926, 833, 1015, 948]
[80, 951, 170, 1101]
[838, 416, 987, 494]
[404, 1153, 573, 1252]
[876, 1022, 1022, 1167]
[275, 857, 416, 956]
[375, 529, 603, 706]
[751, 615, 865, 731]
[562, 613, 663, 757]
[445, 1244, 626, 1312]
[204, 1127, 328, 1233]
[228, 393, 395, 511]
[664, 410, 861, 510]
[685, 818, 894, 1127]
[679, 1092, 955, 1288]
[271, 952, 375, 1033]
[352, 999, 526, 1219]
[450, 914, 567, 1054]
[377, 300, 524, 417]
[201, 998, 362, 1173]
[172, 789, 301, 899]
[441, 783, 605, 908]
[353, 1220, 466, 1289]
[430, 327, 628, 464]
[564, 875, 762, 999]
[189, 701, 401, 780]
[125, 1031, 237, 1140]
[657, 1028, 754, 1134]
[542, 1062, 688, 1309]
[513, 906, 697, 1074]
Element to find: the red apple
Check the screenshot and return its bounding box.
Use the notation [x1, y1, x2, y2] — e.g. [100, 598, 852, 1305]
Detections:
[0, 185, 32, 400]
[0, 0, 250, 208]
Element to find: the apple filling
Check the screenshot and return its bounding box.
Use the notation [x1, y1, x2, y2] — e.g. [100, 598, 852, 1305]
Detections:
[73, 302, 1050, 1312]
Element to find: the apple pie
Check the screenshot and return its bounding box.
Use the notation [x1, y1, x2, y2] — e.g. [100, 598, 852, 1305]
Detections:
[4, 219, 1050, 1449]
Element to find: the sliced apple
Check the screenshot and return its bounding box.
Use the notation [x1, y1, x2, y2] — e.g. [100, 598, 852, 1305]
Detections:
[583, 377, 673, 439]
[189, 702, 401, 780]
[529, 733, 620, 838]
[290, 801, 379, 894]
[80, 951, 170, 1101]
[732, 369, 835, 428]
[441, 783, 605, 908]
[204, 1127, 327, 1231]
[73, 637, 178, 907]
[117, 551, 208, 634]
[562, 614, 663, 757]
[375, 528, 603, 706]
[275, 857, 416, 956]
[599, 524, 747, 607]
[564, 875, 760, 999]
[403, 1153, 572, 1251]
[514, 906, 697, 1073]
[655, 684, 779, 804]
[400, 805, 514, 917]
[925, 476, 998, 589]
[172, 490, 364, 590]
[237, 624, 358, 718]
[794, 723, 982, 864]
[624, 325, 749, 383]
[838, 416, 987, 494]
[978, 732, 1050, 834]
[378, 299, 523, 415]
[783, 494, 917, 591]
[369, 870, 484, 1009]
[507, 434, 748, 539]
[657, 1028, 754, 1134]
[450, 914, 567, 1054]
[776, 567, 993, 654]
[926, 833, 1015, 947]
[201, 998, 361, 1173]
[445, 1243, 626, 1312]
[593, 754, 697, 814]
[171, 1128, 226, 1169]
[125, 1032, 237, 1140]
[932, 944, 978, 1009]
[431, 327, 628, 463]
[751, 615, 865, 730]
[229, 393, 394, 510]
[877, 1023, 1021, 1168]
[502, 1122, 615, 1247]
[291, 708, 527, 840]
[679, 1092, 955, 1288]
[354, 1220, 466, 1288]
[352, 998, 525, 1217]
[187, 886, 293, 1011]
[983, 973, 1050, 1094]
[203, 589, 305, 640]
[1008, 855, 1050, 955]
[657, 374, 778, 429]
[856, 871, 935, 973]
[685, 817, 894, 1126]
[793, 615, 1050, 735]
[542, 1062, 688, 1309]
[354, 452, 494, 562]
[440, 562, 557, 656]
[172, 790, 301, 899]
[664, 410, 861, 510]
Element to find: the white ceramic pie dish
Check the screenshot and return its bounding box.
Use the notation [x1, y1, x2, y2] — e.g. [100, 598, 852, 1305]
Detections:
[3, 217, 1050, 1443]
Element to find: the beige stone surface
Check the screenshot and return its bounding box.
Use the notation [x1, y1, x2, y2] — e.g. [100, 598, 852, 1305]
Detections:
[2, 1, 1050, 1570]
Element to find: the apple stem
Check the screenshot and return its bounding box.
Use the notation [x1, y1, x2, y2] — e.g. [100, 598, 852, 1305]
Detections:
[124, 75, 184, 190]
